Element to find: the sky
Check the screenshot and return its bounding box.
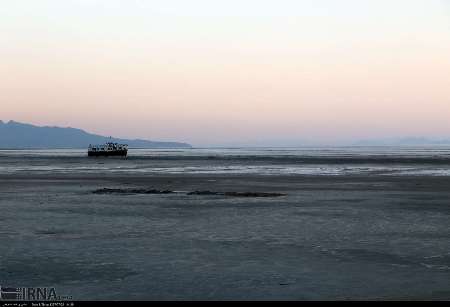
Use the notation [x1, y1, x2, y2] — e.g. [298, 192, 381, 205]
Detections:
[1, 0, 450, 146]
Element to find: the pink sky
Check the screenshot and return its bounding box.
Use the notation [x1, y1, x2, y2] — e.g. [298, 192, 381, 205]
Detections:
[2, 0, 450, 146]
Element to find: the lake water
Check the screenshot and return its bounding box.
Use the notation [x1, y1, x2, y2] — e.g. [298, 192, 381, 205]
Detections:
[2, 146, 450, 299]
[1, 146, 450, 176]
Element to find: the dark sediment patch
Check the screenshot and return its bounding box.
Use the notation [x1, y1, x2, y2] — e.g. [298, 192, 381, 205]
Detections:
[92, 188, 174, 194]
[35, 229, 74, 235]
[92, 188, 285, 197]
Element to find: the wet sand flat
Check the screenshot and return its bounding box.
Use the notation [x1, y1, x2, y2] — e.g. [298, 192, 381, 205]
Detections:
[1, 153, 450, 300]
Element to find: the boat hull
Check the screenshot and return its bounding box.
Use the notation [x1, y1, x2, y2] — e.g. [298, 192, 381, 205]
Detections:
[88, 150, 127, 157]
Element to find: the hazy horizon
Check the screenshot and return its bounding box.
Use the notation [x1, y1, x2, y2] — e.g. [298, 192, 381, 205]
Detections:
[2, 0, 450, 147]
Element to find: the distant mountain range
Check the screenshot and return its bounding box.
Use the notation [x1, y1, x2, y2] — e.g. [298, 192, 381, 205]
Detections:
[0, 120, 192, 149]
[353, 137, 450, 146]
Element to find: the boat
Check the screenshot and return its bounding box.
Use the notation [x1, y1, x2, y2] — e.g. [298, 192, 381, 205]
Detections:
[88, 142, 128, 157]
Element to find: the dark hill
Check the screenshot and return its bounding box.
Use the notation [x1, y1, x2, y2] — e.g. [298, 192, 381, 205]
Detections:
[0, 120, 192, 149]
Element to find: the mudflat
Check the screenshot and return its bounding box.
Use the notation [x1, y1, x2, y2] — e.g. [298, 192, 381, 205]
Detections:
[1, 152, 450, 300]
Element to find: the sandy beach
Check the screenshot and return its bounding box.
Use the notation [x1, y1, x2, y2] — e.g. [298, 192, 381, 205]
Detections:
[1, 150, 450, 300]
